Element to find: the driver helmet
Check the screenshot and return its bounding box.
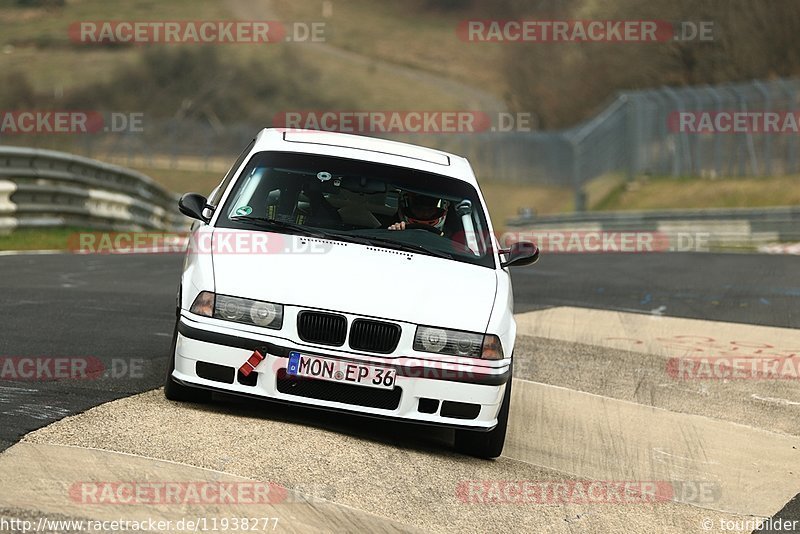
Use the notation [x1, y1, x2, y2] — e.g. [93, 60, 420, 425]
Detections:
[399, 191, 450, 231]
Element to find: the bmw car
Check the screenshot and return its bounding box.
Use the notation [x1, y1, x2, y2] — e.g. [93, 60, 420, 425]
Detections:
[165, 128, 538, 458]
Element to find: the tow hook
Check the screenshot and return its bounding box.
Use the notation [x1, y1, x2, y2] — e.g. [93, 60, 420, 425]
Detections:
[239, 349, 266, 377]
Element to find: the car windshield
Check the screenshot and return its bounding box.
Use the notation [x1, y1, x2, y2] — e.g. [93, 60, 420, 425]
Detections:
[216, 151, 495, 268]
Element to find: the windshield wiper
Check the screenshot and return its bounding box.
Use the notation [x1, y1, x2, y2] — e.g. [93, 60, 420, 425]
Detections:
[230, 217, 452, 259]
[351, 235, 454, 260]
[230, 217, 378, 247]
[293, 226, 453, 259]
[229, 216, 328, 239]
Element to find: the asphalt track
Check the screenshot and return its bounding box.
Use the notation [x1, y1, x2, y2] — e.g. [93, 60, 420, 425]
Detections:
[0, 254, 181, 452]
[0, 251, 798, 532]
[514, 252, 800, 328]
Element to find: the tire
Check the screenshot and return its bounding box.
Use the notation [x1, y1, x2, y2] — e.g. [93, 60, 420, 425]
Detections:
[454, 372, 512, 459]
[163, 319, 212, 403]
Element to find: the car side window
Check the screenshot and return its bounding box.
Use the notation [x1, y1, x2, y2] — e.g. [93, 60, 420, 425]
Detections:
[208, 139, 255, 207]
[226, 167, 268, 217]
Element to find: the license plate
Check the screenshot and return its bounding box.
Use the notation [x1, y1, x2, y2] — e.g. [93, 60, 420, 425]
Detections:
[286, 352, 396, 390]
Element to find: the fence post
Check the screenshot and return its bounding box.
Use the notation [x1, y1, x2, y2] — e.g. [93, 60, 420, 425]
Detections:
[705, 85, 723, 178]
[729, 86, 759, 175]
[779, 79, 799, 174]
[687, 87, 705, 176]
[625, 94, 639, 181]
[649, 90, 671, 175]
[570, 136, 586, 212]
[754, 80, 772, 176]
[661, 87, 684, 177]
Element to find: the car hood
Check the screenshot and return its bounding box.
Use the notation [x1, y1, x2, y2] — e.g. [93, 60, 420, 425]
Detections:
[211, 231, 498, 332]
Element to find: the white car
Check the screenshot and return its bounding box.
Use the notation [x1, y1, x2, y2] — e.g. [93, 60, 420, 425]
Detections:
[165, 128, 538, 458]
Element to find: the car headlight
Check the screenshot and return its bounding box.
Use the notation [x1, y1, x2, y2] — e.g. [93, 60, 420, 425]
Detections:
[189, 291, 283, 329]
[413, 326, 504, 360]
[215, 294, 283, 329]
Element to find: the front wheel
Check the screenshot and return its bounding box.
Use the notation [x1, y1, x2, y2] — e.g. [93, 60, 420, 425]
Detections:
[454, 373, 512, 459]
[164, 319, 212, 403]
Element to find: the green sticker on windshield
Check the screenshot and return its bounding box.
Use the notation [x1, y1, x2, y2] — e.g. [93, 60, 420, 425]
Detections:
[235, 206, 252, 216]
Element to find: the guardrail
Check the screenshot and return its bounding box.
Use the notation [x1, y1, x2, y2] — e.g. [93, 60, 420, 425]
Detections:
[507, 206, 800, 251]
[0, 146, 186, 232]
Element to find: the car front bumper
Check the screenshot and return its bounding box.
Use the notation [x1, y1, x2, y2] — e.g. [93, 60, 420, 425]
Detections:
[172, 315, 510, 430]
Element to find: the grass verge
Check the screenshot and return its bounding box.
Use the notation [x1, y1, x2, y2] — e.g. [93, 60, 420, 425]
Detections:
[130, 166, 224, 197]
[593, 175, 800, 211]
[0, 227, 94, 251]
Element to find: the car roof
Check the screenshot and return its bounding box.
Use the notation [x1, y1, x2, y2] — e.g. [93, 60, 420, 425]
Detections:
[251, 128, 478, 185]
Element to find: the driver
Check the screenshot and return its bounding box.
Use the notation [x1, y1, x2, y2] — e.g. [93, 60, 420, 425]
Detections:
[388, 191, 450, 234]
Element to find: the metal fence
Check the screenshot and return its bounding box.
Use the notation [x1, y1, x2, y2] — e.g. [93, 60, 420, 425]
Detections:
[506, 205, 800, 251]
[0, 146, 185, 232]
[542, 77, 800, 209]
[2, 78, 799, 211]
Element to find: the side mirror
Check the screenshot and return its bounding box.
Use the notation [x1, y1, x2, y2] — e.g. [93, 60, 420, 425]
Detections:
[178, 193, 211, 223]
[501, 241, 539, 268]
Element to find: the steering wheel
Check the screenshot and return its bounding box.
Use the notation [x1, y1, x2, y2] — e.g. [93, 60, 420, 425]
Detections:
[404, 222, 442, 234]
